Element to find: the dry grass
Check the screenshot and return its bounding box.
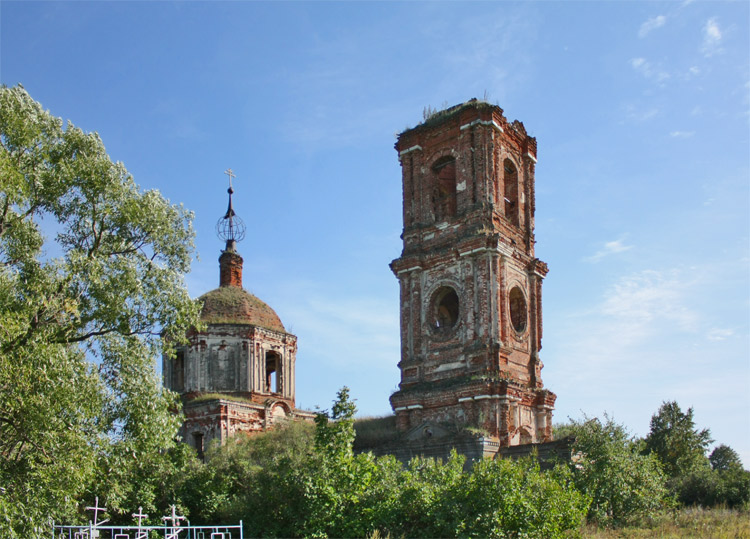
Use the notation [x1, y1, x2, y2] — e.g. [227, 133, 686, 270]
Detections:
[582, 507, 750, 538]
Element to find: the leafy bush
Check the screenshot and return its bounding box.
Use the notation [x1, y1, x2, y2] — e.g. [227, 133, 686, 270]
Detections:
[672, 466, 750, 509]
[565, 415, 668, 525]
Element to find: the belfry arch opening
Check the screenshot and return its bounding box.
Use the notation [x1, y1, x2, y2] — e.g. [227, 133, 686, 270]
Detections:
[192, 432, 204, 460]
[432, 157, 457, 221]
[431, 286, 460, 334]
[509, 286, 527, 333]
[503, 159, 519, 226]
[265, 351, 281, 394]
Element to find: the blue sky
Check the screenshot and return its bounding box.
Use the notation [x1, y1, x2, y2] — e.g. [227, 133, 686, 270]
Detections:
[2, 1, 748, 463]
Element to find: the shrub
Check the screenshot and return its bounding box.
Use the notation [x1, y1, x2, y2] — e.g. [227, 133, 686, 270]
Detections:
[566, 415, 668, 525]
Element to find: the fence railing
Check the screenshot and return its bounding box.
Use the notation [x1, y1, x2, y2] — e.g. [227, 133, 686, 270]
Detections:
[51, 522, 243, 539]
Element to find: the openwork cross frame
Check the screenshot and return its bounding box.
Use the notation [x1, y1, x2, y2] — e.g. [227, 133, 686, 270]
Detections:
[216, 167, 246, 244]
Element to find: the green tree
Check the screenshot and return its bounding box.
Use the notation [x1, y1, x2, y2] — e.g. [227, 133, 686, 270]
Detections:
[0, 85, 201, 536]
[710, 444, 743, 472]
[566, 415, 668, 525]
[672, 444, 749, 508]
[643, 401, 712, 478]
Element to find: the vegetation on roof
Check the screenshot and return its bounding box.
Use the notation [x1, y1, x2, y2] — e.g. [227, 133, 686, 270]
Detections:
[188, 392, 257, 405]
[198, 286, 285, 331]
[400, 98, 499, 137]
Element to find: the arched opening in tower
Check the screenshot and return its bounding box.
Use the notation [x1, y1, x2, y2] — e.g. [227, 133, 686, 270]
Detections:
[432, 286, 460, 333]
[433, 157, 457, 221]
[265, 351, 281, 394]
[503, 159, 519, 226]
[508, 286, 528, 333]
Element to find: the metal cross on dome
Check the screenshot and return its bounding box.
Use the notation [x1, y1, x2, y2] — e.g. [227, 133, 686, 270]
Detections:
[224, 168, 235, 189]
[216, 167, 246, 246]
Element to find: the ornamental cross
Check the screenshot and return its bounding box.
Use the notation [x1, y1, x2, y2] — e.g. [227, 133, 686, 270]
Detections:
[163, 504, 186, 539]
[132, 506, 149, 539]
[84, 496, 109, 527]
[224, 168, 236, 189]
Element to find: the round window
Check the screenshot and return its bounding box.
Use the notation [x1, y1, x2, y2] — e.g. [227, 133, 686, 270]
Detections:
[508, 286, 527, 333]
[431, 286, 459, 333]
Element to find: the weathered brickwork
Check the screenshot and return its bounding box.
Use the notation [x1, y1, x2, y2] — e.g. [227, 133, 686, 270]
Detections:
[163, 243, 314, 455]
[389, 100, 556, 450]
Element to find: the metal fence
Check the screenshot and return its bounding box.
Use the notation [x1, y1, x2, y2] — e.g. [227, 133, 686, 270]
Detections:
[51, 522, 243, 539]
[52, 500, 242, 539]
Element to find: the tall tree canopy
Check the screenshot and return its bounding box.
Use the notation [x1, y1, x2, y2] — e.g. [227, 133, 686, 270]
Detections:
[643, 401, 712, 478]
[710, 444, 743, 472]
[0, 85, 201, 537]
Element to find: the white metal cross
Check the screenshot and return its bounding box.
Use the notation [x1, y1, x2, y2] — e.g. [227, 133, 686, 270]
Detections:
[132, 506, 148, 539]
[224, 168, 236, 188]
[85, 496, 109, 527]
[163, 505, 186, 539]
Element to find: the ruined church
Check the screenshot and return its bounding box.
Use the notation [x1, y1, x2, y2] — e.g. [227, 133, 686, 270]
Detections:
[165, 100, 558, 462]
[162, 174, 314, 456]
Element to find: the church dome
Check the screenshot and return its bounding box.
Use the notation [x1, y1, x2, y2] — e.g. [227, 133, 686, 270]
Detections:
[198, 286, 286, 333]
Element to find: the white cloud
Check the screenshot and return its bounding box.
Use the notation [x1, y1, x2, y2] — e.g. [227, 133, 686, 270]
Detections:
[623, 104, 660, 123]
[707, 328, 734, 341]
[544, 261, 748, 428]
[544, 267, 704, 393]
[630, 57, 670, 84]
[670, 130, 695, 138]
[639, 15, 666, 38]
[702, 17, 723, 57]
[584, 238, 633, 262]
[599, 270, 699, 334]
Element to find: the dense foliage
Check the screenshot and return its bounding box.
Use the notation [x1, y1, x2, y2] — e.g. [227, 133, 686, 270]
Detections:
[556, 402, 749, 521]
[641, 403, 750, 509]
[560, 415, 668, 525]
[176, 388, 589, 538]
[0, 85, 201, 537]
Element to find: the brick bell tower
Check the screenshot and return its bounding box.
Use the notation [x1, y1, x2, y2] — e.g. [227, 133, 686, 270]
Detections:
[389, 100, 555, 450]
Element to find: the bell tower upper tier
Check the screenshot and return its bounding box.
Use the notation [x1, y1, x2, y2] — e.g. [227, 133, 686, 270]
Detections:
[395, 99, 539, 261]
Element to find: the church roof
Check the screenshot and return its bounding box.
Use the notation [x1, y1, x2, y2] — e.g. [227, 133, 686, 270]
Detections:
[198, 286, 286, 333]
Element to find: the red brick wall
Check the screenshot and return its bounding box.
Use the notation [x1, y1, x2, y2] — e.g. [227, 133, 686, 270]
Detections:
[389, 101, 555, 446]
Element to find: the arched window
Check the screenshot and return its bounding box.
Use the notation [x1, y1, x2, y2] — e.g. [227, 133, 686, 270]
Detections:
[265, 351, 282, 394]
[192, 432, 204, 461]
[508, 286, 527, 333]
[432, 157, 457, 221]
[431, 286, 460, 334]
[216, 345, 233, 390]
[503, 159, 519, 226]
[519, 427, 533, 445]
